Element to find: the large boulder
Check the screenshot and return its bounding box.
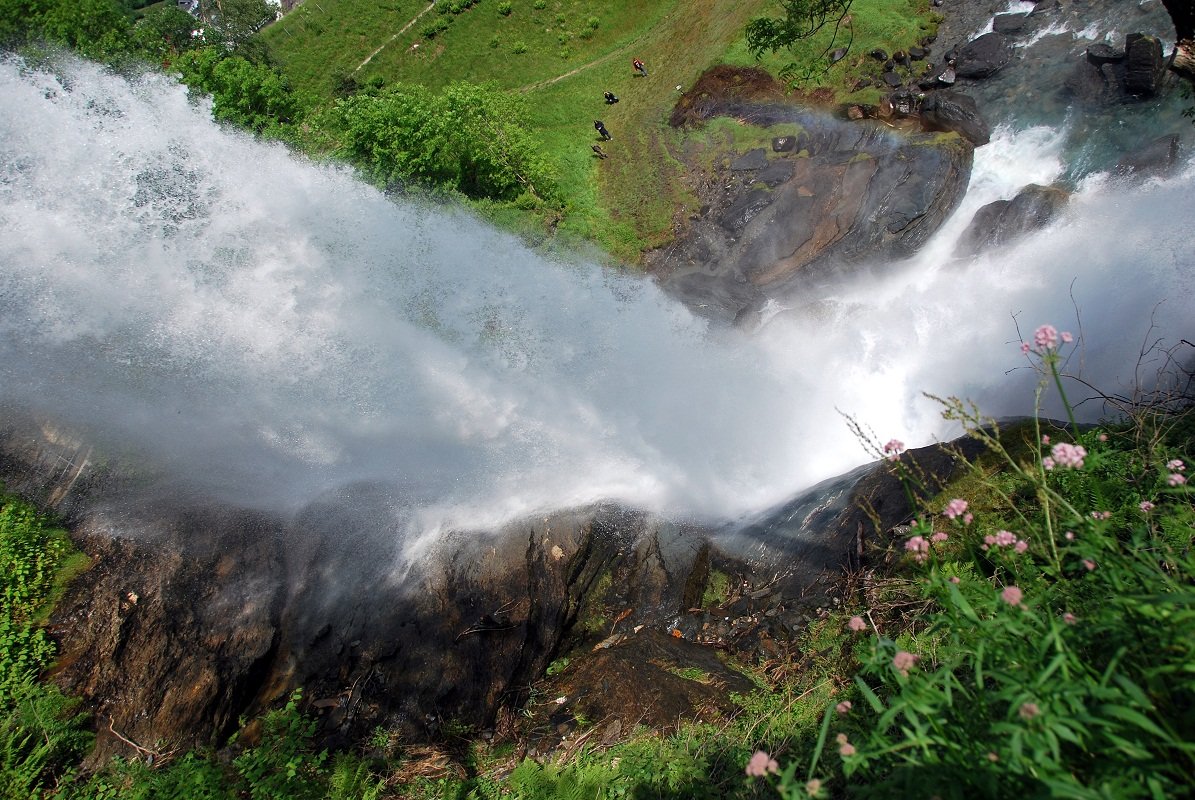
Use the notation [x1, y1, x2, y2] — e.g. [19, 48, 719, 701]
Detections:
[955, 183, 1071, 256]
[1115, 134, 1182, 177]
[919, 91, 992, 146]
[1122, 33, 1168, 96]
[954, 32, 1013, 78]
[653, 99, 973, 323]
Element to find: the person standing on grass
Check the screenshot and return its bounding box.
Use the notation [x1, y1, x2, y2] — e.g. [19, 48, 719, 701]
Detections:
[594, 120, 611, 140]
[632, 57, 647, 76]
[604, 90, 619, 104]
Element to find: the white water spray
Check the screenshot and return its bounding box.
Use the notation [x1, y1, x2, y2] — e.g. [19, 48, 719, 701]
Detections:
[1, 57, 1192, 543]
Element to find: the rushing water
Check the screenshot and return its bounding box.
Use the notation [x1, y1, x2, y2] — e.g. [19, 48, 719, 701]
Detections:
[1, 56, 1192, 545]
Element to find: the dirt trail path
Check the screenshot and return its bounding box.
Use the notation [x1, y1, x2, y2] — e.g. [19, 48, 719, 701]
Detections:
[353, 1, 435, 74]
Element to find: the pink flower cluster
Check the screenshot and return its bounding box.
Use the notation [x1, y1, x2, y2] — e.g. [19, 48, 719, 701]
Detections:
[848, 615, 867, 632]
[836, 700, 852, 715]
[1021, 324, 1075, 354]
[1001, 585, 1024, 606]
[981, 530, 1028, 554]
[905, 535, 931, 562]
[892, 650, 918, 676]
[745, 751, 779, 777]
[836, 733, 856, 757]
[1139, 501, 1155, 513]
[1043, 442, 1087, 470]
[1169, 473, 1188, 487]
[883, 439, 905, 460]
[1168, 459, 1186, 472]
[943, 498, 970, 520]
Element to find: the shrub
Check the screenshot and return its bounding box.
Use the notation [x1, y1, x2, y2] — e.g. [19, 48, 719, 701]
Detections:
[497, 0, 511, 16]
[533, 0, 546, 8]
[511, 39, 527, 53]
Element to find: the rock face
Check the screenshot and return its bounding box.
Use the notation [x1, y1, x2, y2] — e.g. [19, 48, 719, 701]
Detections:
[955, 183, 1071, 257]
[1066, 32, 1172, 104]
[919, 91, 991, 146]
[953, 32, 1013, 78]
[1, 412, 984, 758]
[1116, 134, 1182, 177]
[653, 96, 973, 323]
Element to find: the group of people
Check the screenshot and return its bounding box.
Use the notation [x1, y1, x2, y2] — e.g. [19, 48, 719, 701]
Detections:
[591, 58, 648, 159]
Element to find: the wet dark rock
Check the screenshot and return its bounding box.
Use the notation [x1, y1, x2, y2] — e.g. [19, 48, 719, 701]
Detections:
[1086, 42, 1124, 65]
[992, 12, 1029, 34]
[909, 46, 928, 60]
[757, 160, 795, 186]
[870, 48, 889, 61]
[772, 135, 797, 152]
[882, 71, 904, 87]
[919, 90, 991, 146]
[894, 50, 911, 66]
[1115, 134, 1182, 177]
[955, 32, 1013, 78]
[955, 183, 1070, 256]
[1030, 0, 1062, 15]
[830, 47, 849, 63]
[1122, 33, 1167, 96]
[730, 148, 770, 171]
[653, 98, 972, 322]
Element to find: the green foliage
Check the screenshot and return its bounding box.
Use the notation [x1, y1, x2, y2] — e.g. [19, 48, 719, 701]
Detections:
[232, 690, 327, 800]
[39, 0, 133, 59]
[336, 80, 558, 202]
[421, 16, 451, 38]
[511, 39, 528, 53]
[130, 5, 202, 61]
[752, 333, 1195, 800]
[746, 0, 853, 60]
[0, 498, 93, 796]
[175, 46, 302, 133]
[202, 0, 275, 50]
[497, 1, 512, 16]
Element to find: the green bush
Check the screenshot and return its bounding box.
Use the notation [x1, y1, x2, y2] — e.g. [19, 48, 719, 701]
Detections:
[511, 39, 527, 53]
[497, 0, 512, 15]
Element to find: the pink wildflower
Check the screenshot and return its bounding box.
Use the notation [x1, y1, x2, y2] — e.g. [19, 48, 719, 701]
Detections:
[836, 700, 852, 715]
[1167, 459, 1185, 472]
[1001, 585, 1024, 606]
[950, 576, 960, 584]
[1063, 612, 1077, 625]
[1050, 442, 1087, 469]
[836, 733, 856, 758]
[1139, 501, 1155, 513]
[1041, 435, 1050, 444]
[1098, 433, 1108, 442]
[882, 439, 905, 460]
[892, 650, 918, 676]
[1014, 540, 1029, 554]
[1065, 531, 1075, 541]
[1060, 331, 1074, 344]
[1034, 324, 1059, 351]
[931, 531, 949, 543]
[983, 530, 1019, 551]
[745, 751, 779, 777]
[847, 615, 867, 632]
[987, 752, 999, 763]
[1090, 510, 1111, 520]
[943, 498, 968, 520]
[963, 512, 973, 524]
[805, 779, 822, 796]
[1042, 456, 1056, 470]
[1168, 473, 1187, 487]
[1083, 559, 1096, 571]
[1020, 341, 1031, 355]
[905, 535, 930, 562]
[1019, 702, 1040, 721]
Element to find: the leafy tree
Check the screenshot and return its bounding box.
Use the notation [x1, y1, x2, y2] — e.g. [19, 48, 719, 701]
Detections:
[176, 46, 300, 133]
[336, 81, 558, 203]
[130, 5, 202, 62]
[746, 0, 854, 81]
[39, 0, 132, 59]
[202, 0, 275, 51]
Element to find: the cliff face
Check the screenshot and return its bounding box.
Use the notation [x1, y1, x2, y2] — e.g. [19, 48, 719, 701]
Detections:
[649, 88, 974, 324]
[1, 415, 982, 758]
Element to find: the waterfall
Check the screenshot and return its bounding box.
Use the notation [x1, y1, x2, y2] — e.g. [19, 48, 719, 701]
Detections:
[2, 55, 1193, 545]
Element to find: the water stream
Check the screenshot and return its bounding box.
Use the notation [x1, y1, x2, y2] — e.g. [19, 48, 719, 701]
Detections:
[1, 55, 1192, 552]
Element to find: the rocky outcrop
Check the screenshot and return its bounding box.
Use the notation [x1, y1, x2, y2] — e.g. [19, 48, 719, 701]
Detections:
[1116, 134, 1182, 177]
[2, 409, 986, 759]
[919, 91, 991, 146]
[654, 97, 973, 323]
[952, 32, 1013, 79]
[955, 183, 1070, 257]
[1066, 32, 1172, 104]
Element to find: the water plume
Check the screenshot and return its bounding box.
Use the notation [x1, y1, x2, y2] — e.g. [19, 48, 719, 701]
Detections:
[1, 55, 1192, 549]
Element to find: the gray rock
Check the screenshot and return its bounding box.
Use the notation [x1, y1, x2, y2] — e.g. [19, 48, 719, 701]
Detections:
[1122, 33, 1167, 96]
[1115, 134, 1181, 177]
[1086, 42, 1124, 65]
[920, 91, 991, 146]
[955, 32, 1013, 78]
[730, 148, 769, 171]
[992, 13, 1028, 34]
[955, 183, 1070, 256]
